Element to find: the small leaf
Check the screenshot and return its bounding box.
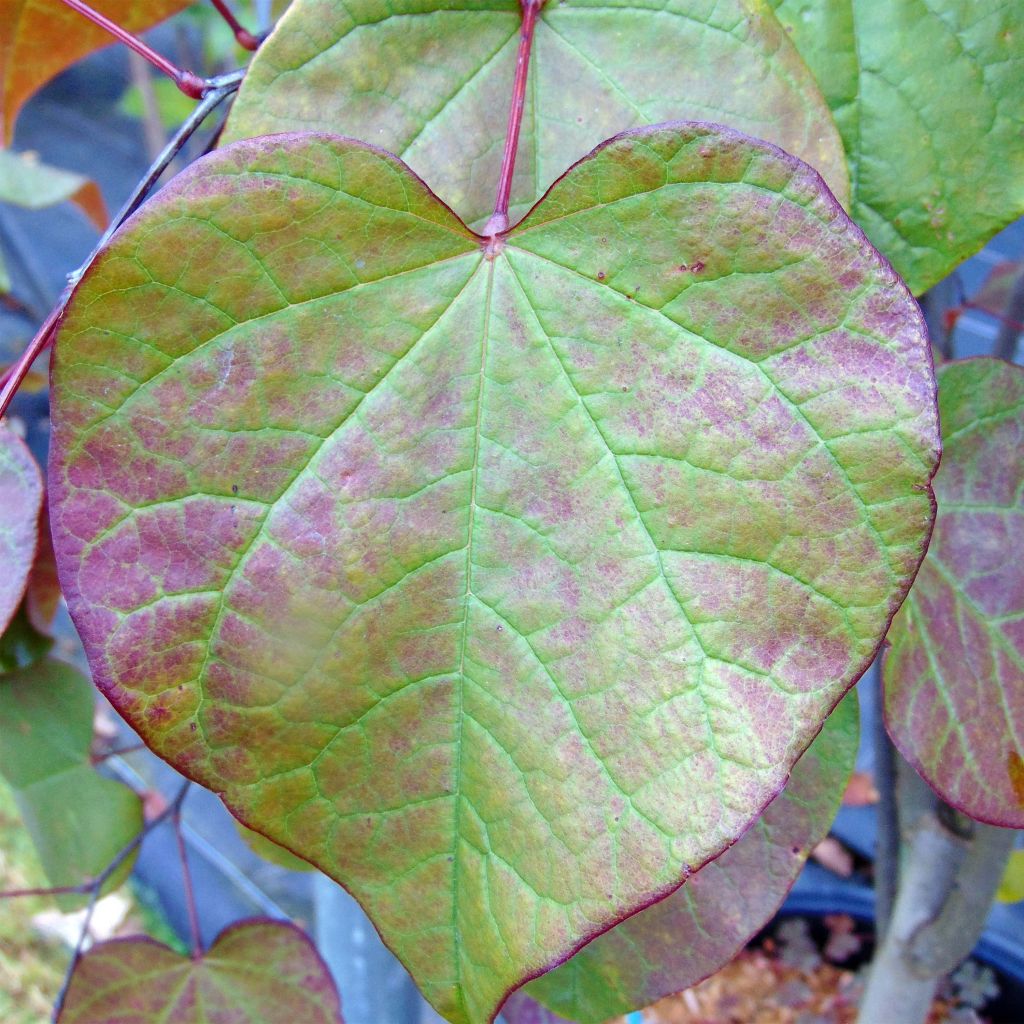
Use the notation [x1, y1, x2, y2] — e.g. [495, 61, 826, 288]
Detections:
[768, 0, 1024, 295]
[511, 694, 858, 1023]
[885, 358, 1024, 826]
[224, 0, 849, 226]
[996, 850, 1024, 903]
[0, 423, 42, 636]
[0, 659, 143, 906]
[0, 0, 193, 143]
[50, 126, 937, 1022]
[0, 148, 107, 230]
[58, 919, 344, 1023]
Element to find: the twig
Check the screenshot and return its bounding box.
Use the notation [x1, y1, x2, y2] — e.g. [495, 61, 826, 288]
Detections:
[873, 666, 900, 941]
[90, 741, 147, 765]
[0, 69, 244, 419]
[47, 781, 192, 1022]
[172, 790, 204, 958]
[484, 0, 543, 237]
[209, 0, 261, 50]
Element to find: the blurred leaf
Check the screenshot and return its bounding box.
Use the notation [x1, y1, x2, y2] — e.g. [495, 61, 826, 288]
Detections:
[58, 919, 344, 1023]
[996, 850, 1024, 903]
[885, 358, 1024, 826]
[0, 660, 143, 907]
[0, 423, 42, 637]
[119, 77, 199, 132]
[0, 149, 107, 230]
[0, 603, 53, 672]
[0, 0, 193, 142]
[769, 0, 1024, 295]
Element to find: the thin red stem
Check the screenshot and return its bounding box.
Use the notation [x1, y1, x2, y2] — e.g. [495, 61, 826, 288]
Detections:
[57, 0, 206, 97]
[209, 0, 260, 50]
[486, 0, 543, 236]
[173, 801, 203, 958]
[0, 299, 63, 418]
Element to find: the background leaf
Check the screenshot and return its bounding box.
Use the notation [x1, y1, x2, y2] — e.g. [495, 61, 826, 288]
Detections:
[768, 0, 1024, 295]
[50, 125, 937, 1022]
[885, 358, 1024, 826]
[511, 692, 858, 1023]
[0, 149, 107, 230]
[0, 660, 143, 906]
[58, 919, 344, 1023]
[0, 424, 42, 636]
[0, 0, 194, 143]
[223, 0, 849, 227]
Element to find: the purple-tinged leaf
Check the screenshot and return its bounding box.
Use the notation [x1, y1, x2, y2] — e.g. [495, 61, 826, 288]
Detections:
[49, 125, 937, 1022]
[507, 693, 857, 1023]
[0, 424, 42, 636]
[885, 358, 1024, 826]
[58, 919, 343, 1023]
[224, 0, 849, 227]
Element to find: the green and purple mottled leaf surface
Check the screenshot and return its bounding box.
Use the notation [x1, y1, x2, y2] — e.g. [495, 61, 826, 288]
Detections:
[0, 424, 42, 636]
[885, 359, 1024, 827]
[769, 0, 1024, 296]
[506, 692, 857, 1023]
[0, 0, 193, 142]
[58, 919, 343, 1023]
[0, 659, 143, 905]
[222, 0, 850, 227]
[50, 125, 937, 1022]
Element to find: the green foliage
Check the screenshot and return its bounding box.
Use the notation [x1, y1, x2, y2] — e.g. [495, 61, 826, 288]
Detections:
[769, 0, 1024, 295]
[0, 660, 143, 908]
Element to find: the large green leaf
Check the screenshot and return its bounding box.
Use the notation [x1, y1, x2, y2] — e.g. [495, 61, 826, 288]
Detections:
[0, 659, 143, 904]
[768, 0, 1024, 296]
[508, 692, 858, 1023]
[222, 0, 850, 227]
[0, 0, 194, 142]
[885, 358, 1024, 827]
[58, 919, 344, 1023]
[49, 125, 937, 1022]
[0, 424, 42, 636]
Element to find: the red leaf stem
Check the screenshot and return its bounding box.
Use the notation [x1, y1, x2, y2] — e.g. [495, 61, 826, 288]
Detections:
[56, 0, 207, 97]
[485, 0, 543, 236]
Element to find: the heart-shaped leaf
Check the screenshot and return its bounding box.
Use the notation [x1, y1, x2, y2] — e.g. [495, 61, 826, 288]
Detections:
[0, 659, 143, 905]
[58, 919, 343, 1023]
[0, 424, 42, 636]
[508, 692, 858, 1023]
[768, 0, 1024, 296]
[49, 124, 937, 1021]
[0, 149, 107, 230]
[885, 358, 1024, 826]
[222, 0, 849, 226]
[0, 0, 193, 142]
